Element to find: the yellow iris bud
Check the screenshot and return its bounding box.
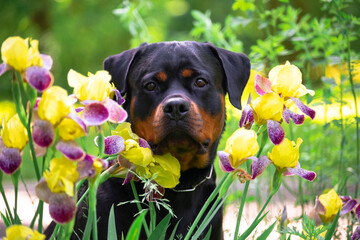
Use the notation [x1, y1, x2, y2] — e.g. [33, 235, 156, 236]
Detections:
[268, 138, 302, 170]
[37, 86, 73, 125]
[224, 128, 259, 168]
[1, 114, 28, 150]
[44, 157, 79, 197]
[1, 36, 43, 72]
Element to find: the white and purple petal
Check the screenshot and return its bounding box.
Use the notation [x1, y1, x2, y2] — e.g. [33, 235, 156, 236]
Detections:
[35, 178, 52, 203]
[77, 154, 96, 179]
[0, 63, 10, 76]
[32, 120, 55, 147]
[67, 112, 88, 135]
[139, 138, 152, 150]
[239, 104, 254, 129]
[123, 168, 135, 185]
[250, 156, 272, 179]
[283, 164, 316, 181]
[255, 74, 273, 96]
[56, 140, 85, 161]
[0, 147, 22, 175]
[113, 89, 125, 105]
[314, 196, 327, 215]
[267, 120, 285, 145]
[49, 193, 76, 224]
[82, 102, 109, 126]
[217, 151, 235, 172]
[282, 108, 305, 125]
[40, 54, 53, 70]
[104, 135, 125, 155]
[352, 226, 360, 240]
[340, 197, 357, 215]
[25, 66, 54, 92]
[290, 97, 316, 120]
[103, 99, 127, 124]
[356, 204, 360, 221]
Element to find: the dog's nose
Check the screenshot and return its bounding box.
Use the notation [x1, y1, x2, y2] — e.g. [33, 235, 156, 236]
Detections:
[162, 97, 190, 121]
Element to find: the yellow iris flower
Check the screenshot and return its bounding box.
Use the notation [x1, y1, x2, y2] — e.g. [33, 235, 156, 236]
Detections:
[1, 36, 43, 72]
[68, 69, 115, 102]
[122, 139, 153, 168]
[37, 86, 73, 125]
[58, 117, 85, 141]
[44, 157, 79, 197]
[112, 122, 139, 141]
[251, 92, 284, 125]
[268, 138, 302, 170]
[269, 61, 314, 98]
[224, 128, 259, 168]
[318, 189, 342, 223]
[149, 153, 181, 189]
[4, 225, 45, 240]
[1, 114, 28, 150]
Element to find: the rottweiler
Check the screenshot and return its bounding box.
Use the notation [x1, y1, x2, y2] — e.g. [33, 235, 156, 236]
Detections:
[47, 41, 250, 239]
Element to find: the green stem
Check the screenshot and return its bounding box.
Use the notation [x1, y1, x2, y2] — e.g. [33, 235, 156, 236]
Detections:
[338, 65, 345, 186]
[11, 170, 20, 220]
[88, 180, 99, 240]
[130, 180, 150, 236]
[37, 201, 44, 233]
[345, 33, 360, 198]
[183, 172, 230, 240]
[61, 216, 75, 239]
[149, 201, 156, 232]
[0, 181, 14, 223]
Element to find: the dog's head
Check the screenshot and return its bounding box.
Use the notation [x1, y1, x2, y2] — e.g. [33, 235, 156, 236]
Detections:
[104, 41, 250, 172]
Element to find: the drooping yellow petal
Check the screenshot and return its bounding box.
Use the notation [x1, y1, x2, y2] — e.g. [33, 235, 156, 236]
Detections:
[4, 225, 45, 240]
[251, 92, 284, 125]
[318, 189, 342, 223]
[44, 157, 79, 196]
[58, 118, 85, 141]
[149, 153, 181, 188]
[112, 122, 139, 142]
[1, 114, 28, 150]
[121, 139, 153, 167]
[268, 138, 302, 170]
[37, 86, 73, 125]
[224, 128, 259, 168]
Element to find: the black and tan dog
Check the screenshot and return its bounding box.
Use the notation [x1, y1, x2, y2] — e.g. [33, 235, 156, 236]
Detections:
[49, 41, 250, 239]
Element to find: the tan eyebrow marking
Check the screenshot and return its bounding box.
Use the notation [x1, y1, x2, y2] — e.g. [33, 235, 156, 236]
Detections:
[182, 69, 194, 78]
[156, 72, 167, 82]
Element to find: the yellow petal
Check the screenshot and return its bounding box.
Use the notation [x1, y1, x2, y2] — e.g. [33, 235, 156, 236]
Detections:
[224, 128, 259, 168]
[1, 36, 29, 72]
[121, 143, 153, 167]
[268, 138, 302, 170]
[37, 86, 73, 125]
[67, 69, 88, 100]
[1, 114, 28, 150]
[251, 92, 284, 125]
[149, 153, 180, 188]
[318, 189, 342, 223]
[271, 63, 302, 97]
[112, 122, 139, 141]
[293, 84, 315, 97]
[28, 39, 43, 67]
[5, 225, 44, 240]
[58, 118, 85, 141]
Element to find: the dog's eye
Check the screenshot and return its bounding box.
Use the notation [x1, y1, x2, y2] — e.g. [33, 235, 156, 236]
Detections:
[194, 78, 207, 88]
[145, 82, 157, 91]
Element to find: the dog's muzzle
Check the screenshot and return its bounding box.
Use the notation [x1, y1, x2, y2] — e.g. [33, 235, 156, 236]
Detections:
[162, 96, 191, 121]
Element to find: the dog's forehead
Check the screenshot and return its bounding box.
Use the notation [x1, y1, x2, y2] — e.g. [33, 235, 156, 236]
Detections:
[135, 41, 221, 73]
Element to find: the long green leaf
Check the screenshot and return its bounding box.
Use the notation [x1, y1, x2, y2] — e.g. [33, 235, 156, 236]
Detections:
[324, 211, 340, 240]
[169, 220, 181, 240]
[125, 210, 148, 240]
[148, 213, 172, 240]
[203, 226, 212, 240]
[108, 204, 117, 239]
[238, 212, 269, 240]
[256, 220, 277, 240]
[1, 212, 11, 227]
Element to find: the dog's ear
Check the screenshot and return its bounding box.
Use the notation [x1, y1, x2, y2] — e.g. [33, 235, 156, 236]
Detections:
[208, 44, 251, 110]
[103, 44, 147, 95]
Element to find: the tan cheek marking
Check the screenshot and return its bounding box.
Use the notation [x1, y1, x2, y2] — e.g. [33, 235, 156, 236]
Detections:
[156, 72, 167, 82]
[182, 69, 194, 78]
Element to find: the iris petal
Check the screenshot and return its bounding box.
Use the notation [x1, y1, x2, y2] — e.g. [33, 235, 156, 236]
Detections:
[77, 155, 96, 179]
[0, 63, 10, 76]
[26, 66, 54, 92]
[255, 74, 272, 96]
[32, 120, 55, 147]
[291, 97, 316, 120]
[250, 156, 271, 179]
[267, 120, 285, 145]
[0, 147, 22, 174]
[82, 102, 109, 126]
[103, 98, 127, 123]
[239, 105, 254, 129]
[340, 198, 357, 215]
[283, 164, 316, 181]
[282, 108, 305, 125]
[56, 140, 85, 161]
[314, 196, 326, 215]
[40, 54, 53, 70]
[49, 193, 77, 224]
[217, 151, 235, 172]
[104, 135, 125, 155]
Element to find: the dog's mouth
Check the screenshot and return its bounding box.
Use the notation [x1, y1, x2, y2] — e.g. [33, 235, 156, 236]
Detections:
[149, 131, 210, 157]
